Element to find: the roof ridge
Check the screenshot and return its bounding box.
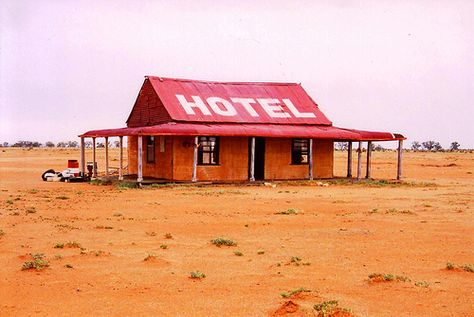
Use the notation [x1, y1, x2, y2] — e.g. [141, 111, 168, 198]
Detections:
[146, 75, 300, 86]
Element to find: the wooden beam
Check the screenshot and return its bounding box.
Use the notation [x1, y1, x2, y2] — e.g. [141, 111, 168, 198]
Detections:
[137, 136, 143, 183]
[118, 136, 123, 181]
[105, 137, 109, 177]
[250, 137, 255, 181]
[80, 137, 85, 177]
[92, 137, 97, 178]
[159, 136, 165, 152]
[347, 141, 352, 178]
[397, 140, 403, 180]
[192, 136, 198, 182]
[308, 138, 313, 180]
[356, 141, 362, 180]
[366, 141, 372, 179]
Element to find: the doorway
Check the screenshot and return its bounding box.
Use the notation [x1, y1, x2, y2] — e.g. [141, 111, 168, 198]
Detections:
[249, 137, 265, 180]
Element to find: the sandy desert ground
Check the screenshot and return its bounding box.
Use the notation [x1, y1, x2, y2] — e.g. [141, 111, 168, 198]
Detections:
[0, 147, 473, 316]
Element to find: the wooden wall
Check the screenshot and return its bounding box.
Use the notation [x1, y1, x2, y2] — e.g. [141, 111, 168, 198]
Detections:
[127, 135, 173, 179]
[127, 136, 334, 181]
[172, 136, 249, 181]
[264, 139, 333, 179]
[312, 140, 334, 178]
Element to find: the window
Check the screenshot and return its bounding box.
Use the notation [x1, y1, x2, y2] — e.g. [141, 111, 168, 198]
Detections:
[198, 136, 219, 165]
[146, 136, 155, 163]
[291, 138, 309, 164]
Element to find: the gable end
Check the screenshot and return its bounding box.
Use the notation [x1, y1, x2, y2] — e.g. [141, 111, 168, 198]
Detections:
[126, 78, 172, 127]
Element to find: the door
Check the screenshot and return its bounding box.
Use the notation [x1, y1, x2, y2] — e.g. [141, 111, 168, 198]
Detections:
[249, 137, 265, 180]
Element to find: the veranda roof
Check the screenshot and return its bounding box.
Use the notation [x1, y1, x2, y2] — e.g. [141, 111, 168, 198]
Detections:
[80, 122, 404, 141]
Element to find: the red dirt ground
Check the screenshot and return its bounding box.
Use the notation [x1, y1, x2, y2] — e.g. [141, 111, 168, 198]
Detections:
[0, 148, 473, 316]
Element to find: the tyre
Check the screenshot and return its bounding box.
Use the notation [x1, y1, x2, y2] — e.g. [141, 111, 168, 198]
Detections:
[41, 169, 56, 181]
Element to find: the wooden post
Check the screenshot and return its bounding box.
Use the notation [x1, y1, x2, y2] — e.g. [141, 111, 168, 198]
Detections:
[80, 137, 85, 177]
[137, 136, 143, 183]
[250, 137, 255, 181]
[356, 141, 362, 180]
[308, 138, 313, 180]
[105, 137, 109, 177]
[366, 141, 372, 179]
[397, 140, 403, 180]
[92, 137, 97, 178]
[192, 136, 198, 182]
[118, 136, 123, 181]
[347, 141, 352, 178]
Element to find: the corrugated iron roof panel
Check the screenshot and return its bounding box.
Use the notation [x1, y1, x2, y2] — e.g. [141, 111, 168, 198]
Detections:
[147, 76, 332, 125]
[80, 122, 404, 141]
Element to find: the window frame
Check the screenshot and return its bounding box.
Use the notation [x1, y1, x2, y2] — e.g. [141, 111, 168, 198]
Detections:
[146, 136, 155, 163]
[291, 138, 310, 165]
[198, 136, 220, 166]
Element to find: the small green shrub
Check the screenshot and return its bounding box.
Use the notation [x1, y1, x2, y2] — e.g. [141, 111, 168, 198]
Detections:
[211, 237, 236, 247]
[160, 244, 168, 249]
[445, 262, 473, 272]
[385, 208, 414, 214]
[55, 241, 81, 249]
[65, 241, 81, 248]
[144, 253, 157, 261]
[116, 182, 137, 189]
[276, 208, 301, 215]
[190, 271, 206, 279]
[461, 264, 474, 273]
[234, 250, 243, 256]
[90, 179, 112, 186]
[313, 300, 339, 316]
[368, 273, 410, 282]
[289, 256, 311, 266]
[415, 281, 430, 288]
[22, 253, 49, 271]
[280, 287, 310, 298]
[56, 196, 69, 200]
[91, 250, 107, 256]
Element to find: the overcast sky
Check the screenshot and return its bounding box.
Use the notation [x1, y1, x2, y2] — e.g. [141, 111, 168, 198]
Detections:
[1, 0, 473, 148]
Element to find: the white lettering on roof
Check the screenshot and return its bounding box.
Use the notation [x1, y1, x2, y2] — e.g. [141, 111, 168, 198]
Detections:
[206, 97, 237, 116]
[230, 97, 259, 117]
[256, 98, 291, 118]
[175, 94, 316, 119]
[176, 95, 212, 116]
[283, 99, 316, 118]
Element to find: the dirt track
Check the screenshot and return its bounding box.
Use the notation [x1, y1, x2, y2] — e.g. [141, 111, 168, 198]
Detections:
[1, 148, 473, 316]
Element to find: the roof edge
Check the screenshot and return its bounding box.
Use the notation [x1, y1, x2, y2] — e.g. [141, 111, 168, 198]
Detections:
[146, 75, 300, 86]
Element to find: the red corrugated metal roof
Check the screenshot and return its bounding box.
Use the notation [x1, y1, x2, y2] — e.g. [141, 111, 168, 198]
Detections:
[80, 122, 404, 141]
[146, 76, 332, 125]
[81, 75, 405, 141]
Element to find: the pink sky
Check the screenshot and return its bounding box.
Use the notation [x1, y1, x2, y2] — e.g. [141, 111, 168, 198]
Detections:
[1, 0, 473, 148]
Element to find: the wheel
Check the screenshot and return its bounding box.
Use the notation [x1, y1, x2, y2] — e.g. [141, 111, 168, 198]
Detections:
[41, 169, 55, 181]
